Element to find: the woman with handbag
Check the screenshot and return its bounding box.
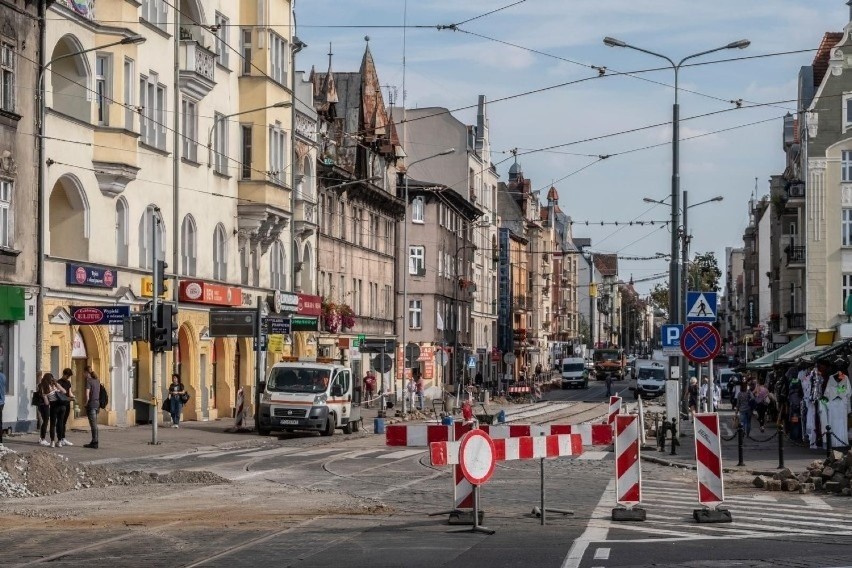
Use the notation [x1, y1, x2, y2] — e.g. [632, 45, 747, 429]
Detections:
[57, 369, 75, 447]
[38, 373, 69, 447]
[167, 374, 187, 428]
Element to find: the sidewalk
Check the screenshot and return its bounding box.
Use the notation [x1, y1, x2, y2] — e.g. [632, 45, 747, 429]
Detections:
[642, 409, 826, 476]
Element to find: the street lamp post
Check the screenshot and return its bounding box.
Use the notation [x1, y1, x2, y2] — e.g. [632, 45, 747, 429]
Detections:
[607, 36, 748, 418]
[401, 149, 455, 413]
[36, 34, 146, 383]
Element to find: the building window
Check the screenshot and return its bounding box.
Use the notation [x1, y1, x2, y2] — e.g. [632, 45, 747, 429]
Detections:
[412, 196, 424, 223]
[139, 74, 166, 149]
[352, 207, 361, 246]
[0, 41, 14, 113]
[180, 215, 197, 276]
[240, 29, 252, 75]
[214, 12, 229, 68]
[123, 58, 134, 130]
[181, 98, 198, 162]
[115, 198, 128, 266]
[409, 245, 425, 276]
[844, 209, 852, 247]
[385, 220, 393, 252]
[384, 285, 392, 317]
[270, 240, 286, 290]
[844, 151, 852, 183]
[240, 125, 252, 179]
[141, 0, 168, 29]
[0, 179, 10, 248]
[339, 199, 346, 239]
[213, 224, 227, 280]
[339, 274, 346, 302]
[270, 33, 288, 85]
[214, 112, 228, 174]
[409, 299, 422, 329]
[95, 55, 111, 125]
[844, 274, 852, 306]
[269, 122, 286, 184]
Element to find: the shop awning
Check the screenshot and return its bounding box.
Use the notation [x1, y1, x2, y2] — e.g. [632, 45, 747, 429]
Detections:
[0, 285, 25, 321]
[775, 337, 819, 364]
[746, 332, 813, 369]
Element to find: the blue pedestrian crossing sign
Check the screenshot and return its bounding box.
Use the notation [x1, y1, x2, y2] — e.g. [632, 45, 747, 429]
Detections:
[467, 355, 477, 369]
[686, 292, 717, 323]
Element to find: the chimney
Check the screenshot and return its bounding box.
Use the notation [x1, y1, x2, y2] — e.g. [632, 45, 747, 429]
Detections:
[475, 95, 486, 151]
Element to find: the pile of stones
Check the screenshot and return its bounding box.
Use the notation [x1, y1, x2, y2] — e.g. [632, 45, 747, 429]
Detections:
[753, 450, 852, 495]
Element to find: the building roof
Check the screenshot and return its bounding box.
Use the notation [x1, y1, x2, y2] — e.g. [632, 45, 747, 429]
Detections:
[813, 32, 844, 88]
[574, 237, 591, 249]
[593, 254, 618, 277]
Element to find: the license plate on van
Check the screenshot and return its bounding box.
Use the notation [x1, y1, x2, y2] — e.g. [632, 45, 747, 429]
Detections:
[279, 419, 299, 425]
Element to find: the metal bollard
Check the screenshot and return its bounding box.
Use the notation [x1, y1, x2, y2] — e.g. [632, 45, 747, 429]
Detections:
[777, 422, 784, 469]
[669, 417, 678, 456]
[737, 425, 745, 467]
[826, 425, 833, 459]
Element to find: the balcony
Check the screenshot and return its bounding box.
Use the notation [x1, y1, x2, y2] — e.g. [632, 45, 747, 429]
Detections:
[178, 40, 216, 99]
[785, 312, 805, 330]
[785, 243, 805, 267]
[294, 190, 317, 240]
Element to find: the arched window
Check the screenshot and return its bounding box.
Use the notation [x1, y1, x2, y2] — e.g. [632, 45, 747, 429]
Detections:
[270, 240, 286, 291]
[213, 223, 227, 280]
[180, 215, 197, 276]
[301, 242, 313, 292]
[50, 35, 91, 122]
[138, 205, 165, 269]
[115, 198, 128, 266]
[302, 156, 314, 200]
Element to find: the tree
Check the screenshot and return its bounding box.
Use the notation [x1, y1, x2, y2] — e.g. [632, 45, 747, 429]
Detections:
[647, 251, 722, 314]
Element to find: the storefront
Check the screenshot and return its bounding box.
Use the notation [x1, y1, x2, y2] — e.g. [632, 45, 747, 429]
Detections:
[0, 284, 37, 432]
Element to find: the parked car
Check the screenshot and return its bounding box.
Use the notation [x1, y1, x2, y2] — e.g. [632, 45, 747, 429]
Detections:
[634, 365, 667, 399]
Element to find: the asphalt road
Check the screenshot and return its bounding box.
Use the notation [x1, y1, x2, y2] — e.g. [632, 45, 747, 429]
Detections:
[5, 370, 852, 568]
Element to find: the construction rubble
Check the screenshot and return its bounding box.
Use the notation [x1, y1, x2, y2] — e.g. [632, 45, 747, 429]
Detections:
[753, 450, 852, 495]
[0, 445, 229, 499]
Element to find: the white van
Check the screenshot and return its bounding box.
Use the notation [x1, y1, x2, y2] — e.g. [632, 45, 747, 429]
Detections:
[561, 357, 589, 389]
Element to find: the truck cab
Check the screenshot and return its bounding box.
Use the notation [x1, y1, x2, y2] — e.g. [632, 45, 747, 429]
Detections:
[257, 361, 362, 437]
[593, 348, 625, 380]
[561, 357, 589, 389]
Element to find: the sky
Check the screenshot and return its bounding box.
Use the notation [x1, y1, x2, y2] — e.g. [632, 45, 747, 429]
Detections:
[293, 0, 849, 294]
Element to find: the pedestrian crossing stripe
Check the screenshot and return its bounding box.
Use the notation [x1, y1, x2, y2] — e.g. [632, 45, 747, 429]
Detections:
[686, 291, 717, 322]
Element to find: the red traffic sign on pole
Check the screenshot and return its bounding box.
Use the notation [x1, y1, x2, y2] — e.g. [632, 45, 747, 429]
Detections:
[459, 430, 497, 486]
[680, 323, 721, 364]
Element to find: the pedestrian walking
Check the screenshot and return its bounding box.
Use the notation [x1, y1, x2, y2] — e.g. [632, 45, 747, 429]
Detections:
[605, 373, 613, 398]
[415, 372, 425, 410]
[363, 372, 376, 408]
[83, 367, 100, 449]
[38, 373, 68, 448]
[736, 381, 755, 436]
[754, 376, 771, 432]
[57, 369, 75, 447]
[688, 377, 699, 415]
[0, 367, 5, 445]
[168, 374, 186, 428]
[406, 376, 416, 411]
[535, 363, 543, 382]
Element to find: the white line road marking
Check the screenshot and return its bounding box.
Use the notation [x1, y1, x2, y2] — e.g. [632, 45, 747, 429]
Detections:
[561, 479, 614, 568]
[751, 494, 778, 502]
[577, 451, 609, 460]
[234, 447, 304, 458]
[800, 494, 833, 509]
[377, 449, 425, 459]
[593, 548, 610, 560]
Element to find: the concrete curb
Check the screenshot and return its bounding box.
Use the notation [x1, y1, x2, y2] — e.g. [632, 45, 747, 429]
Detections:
[641, 453, 773, 475]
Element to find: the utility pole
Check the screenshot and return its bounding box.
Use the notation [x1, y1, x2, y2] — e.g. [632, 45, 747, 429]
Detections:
[150, 209, 161, 445]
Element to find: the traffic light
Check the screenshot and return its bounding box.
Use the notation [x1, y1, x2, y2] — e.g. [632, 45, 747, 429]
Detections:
[150, 303, 176, 353]
[153, 260, 169, 300]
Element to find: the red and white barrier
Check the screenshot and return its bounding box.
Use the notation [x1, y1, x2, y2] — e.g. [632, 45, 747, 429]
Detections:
[234, 387, 246, 428]
[386, 422, 613, 447]
[614, 414, 642, 506]
[430, 434, 583, 466]
[607, 396, 622, 425]
[694, 413, 724, 507]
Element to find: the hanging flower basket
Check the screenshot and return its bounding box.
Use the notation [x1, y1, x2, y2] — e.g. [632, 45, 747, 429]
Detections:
[321, 299, 355, 333]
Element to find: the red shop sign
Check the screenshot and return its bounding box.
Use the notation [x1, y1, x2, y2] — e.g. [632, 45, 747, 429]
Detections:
[179, 281, 242, 306]
[298, 294, 322, 316]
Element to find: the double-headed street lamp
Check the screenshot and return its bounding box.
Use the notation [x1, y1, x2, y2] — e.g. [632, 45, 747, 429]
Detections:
[401, 148, 455, 413]
[604, 36, 748, 330]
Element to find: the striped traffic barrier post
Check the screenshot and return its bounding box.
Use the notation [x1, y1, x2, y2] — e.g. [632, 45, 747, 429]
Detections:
[386, 422, 614, 447]
[692, 413, 732, 523]
[612, 414, 646, 521]
[607, 396, 622, 426]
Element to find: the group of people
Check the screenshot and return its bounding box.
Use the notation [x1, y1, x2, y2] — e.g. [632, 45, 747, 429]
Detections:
[686, 376, 723, 414]
[34, 366, 100, 449]
[723, 355, 851, 448]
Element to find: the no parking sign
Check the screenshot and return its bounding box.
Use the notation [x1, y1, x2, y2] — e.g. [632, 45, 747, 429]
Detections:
[679, 323, 721, 364]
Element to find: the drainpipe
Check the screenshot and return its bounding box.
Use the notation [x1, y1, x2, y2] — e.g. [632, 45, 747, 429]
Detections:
[35, 0, 47, 378]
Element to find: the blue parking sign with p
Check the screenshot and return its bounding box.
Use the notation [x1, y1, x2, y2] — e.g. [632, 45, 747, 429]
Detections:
[662, 325, 683, 349]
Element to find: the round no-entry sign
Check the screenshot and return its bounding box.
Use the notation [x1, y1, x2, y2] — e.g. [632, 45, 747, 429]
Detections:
[680, 323, 721, 364]
[459, 429, 497, 485]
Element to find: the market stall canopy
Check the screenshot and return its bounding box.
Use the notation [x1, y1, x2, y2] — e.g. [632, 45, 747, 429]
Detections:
[746, 332, 814, 370]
